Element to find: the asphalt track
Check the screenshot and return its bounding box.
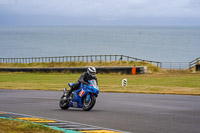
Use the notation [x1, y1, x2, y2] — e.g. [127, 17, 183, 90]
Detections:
[0, 89, 200, 133]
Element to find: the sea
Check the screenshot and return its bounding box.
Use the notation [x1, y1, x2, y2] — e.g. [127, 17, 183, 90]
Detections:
[0, 26, 200, 62]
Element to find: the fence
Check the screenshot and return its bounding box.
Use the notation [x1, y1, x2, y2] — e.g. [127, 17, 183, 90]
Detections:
[189, 57, 200, 69]
[161, 62, 190, 70]
[2, 55, 199, 70]
[0, 55, 162, 67]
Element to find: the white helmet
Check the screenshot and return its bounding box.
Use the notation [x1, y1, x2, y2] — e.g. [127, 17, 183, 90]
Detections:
[87, 66, 96, 77]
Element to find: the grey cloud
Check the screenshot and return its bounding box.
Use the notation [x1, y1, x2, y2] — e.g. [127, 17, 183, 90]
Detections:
[0, 0, 200, 26]
[0, 0, 199, 17]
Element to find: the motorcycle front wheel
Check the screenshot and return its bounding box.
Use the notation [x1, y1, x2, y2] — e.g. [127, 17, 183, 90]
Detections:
[82, 95, 96, 111]
[59, 96, 69, 110]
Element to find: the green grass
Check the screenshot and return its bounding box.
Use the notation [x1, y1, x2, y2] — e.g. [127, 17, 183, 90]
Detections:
[0, 118, 63, 133]
[0, 72, 200, 95]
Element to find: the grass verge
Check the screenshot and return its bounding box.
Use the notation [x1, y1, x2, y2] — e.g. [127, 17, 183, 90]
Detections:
[0, 72, 200, 95]
[0, 118, 63, 133]
[0, 61, 161, 73]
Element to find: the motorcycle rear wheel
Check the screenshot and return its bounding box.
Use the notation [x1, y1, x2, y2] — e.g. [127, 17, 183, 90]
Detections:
[82, 95, 96, 111]
[59, 96, 69, 110]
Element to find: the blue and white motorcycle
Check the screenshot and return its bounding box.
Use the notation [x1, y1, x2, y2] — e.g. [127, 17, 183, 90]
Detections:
[59, 79, 99, 111]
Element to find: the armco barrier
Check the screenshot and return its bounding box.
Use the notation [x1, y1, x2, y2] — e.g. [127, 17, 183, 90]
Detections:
[0, 67, 146, 74]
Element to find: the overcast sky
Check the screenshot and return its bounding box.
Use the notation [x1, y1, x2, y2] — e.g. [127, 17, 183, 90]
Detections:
[0, 0, 200, 26]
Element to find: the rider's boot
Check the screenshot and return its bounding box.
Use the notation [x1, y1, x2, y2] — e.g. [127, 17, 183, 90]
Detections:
[66, 87, 73, 100]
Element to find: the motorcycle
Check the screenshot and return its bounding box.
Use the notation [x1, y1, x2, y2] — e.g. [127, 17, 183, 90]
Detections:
[59, 79, 99, 111]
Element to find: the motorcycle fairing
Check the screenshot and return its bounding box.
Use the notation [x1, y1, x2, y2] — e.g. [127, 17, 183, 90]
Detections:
[68, 83, 74, 87]
[67, 80, 99, 108]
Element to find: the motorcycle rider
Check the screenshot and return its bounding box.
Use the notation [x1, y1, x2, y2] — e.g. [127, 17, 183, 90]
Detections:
[66, 66, 97, 99]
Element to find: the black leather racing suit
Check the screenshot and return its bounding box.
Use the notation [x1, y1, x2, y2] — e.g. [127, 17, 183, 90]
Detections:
[67, 72, 98, 97]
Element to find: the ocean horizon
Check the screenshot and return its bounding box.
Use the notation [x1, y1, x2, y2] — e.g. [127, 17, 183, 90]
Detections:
[0, 26, 199, 62]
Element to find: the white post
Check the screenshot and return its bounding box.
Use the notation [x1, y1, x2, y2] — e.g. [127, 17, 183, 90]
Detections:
[122, 79, 127, 86]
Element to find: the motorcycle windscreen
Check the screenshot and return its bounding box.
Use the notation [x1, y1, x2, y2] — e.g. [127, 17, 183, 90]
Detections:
[90, 79, 99, 90]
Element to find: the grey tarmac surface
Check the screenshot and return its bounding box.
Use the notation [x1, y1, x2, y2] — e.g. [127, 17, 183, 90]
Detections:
[0, 89, 200, 133]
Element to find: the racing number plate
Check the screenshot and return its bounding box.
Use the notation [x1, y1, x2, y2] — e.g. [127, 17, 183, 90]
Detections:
[79, 89, 85, 97]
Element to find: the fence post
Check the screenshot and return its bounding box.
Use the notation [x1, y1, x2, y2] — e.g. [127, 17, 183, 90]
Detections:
[91, 56, 93, 62]
[120, 55, 123, 61]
